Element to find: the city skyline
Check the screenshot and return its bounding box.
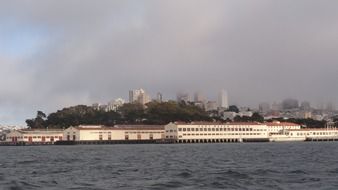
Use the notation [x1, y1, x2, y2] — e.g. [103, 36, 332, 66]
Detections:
[1, 0, 338, 125]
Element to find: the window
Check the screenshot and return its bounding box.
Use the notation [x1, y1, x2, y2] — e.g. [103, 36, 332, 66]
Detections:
[187, 128, 191, 131]
[183, 128, 186, 132]
[178, 128, 182, 131]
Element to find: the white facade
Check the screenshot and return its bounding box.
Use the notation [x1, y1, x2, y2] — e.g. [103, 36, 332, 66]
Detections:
[5, 129, 64, 143]
[129, 88, 151, 105]
[63, 125, 165, 141]
[165, 122, 269, 143]
[107, 98, 125, 111]
[270, 128, 338, 142]
[266, 121, 301, 134]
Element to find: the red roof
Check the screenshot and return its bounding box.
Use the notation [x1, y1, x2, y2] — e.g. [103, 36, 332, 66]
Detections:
[76, 125, 164, 131]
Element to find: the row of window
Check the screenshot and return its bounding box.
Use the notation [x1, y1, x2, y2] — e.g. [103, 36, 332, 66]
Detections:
[173, 128, 266, 132]
[7, 136, 61, 139]
[125, 132, 164, 134]
[181, 133, 263, 136]
[294, 132, 338, 136]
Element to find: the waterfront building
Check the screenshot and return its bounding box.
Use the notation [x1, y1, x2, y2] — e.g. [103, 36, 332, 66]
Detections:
[269, 128, 338, 142]
[217, 89, 228, 109]
[266, 121, 301, 134]
[165, 122, 269, 143]
[63, 125, 164, 141]
[5, 129, 64, 144]
[165, 121, 338, 143]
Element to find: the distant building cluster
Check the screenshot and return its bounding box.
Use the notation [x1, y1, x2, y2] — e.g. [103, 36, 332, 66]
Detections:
[176, 89, 229, 111]
[92, 98, 125, 112]
[84, 88, 337, 124]
[91, 88, 230, 113]
[258, 99, 337, 121]
[129, 88, 151, 105]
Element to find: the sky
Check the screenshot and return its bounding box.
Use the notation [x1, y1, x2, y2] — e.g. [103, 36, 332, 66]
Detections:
[0, 0, 338, 125]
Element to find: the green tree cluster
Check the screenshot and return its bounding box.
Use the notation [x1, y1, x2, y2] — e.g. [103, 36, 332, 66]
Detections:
[26, 101, 211, 129]
[233, 112, 264, 123]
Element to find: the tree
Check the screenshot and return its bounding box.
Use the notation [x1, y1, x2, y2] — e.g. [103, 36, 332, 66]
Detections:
[37, 111, 46, 119]
[251, 112, 264, 122]
[25, 111, 47, 128]
[227, 105, 239, 113]
[118, 103, 145, 123]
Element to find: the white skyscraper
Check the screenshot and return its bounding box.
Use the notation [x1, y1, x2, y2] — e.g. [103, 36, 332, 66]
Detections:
[129, 89, 145, 103]
[217, 89, 228, 109]
[129, 88, 151, 105]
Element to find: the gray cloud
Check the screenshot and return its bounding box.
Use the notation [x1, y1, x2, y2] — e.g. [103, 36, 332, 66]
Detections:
[0, 0, 338, 124]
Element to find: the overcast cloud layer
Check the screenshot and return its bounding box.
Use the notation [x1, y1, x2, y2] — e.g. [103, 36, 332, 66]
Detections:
[1, 0, 338, 125]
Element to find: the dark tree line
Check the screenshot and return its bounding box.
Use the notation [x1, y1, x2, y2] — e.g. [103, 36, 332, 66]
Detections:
[25, 101, 212, 129]
[234, 112, 264, 123]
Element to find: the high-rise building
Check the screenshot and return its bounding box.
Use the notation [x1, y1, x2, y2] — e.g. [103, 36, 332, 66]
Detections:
[156, 92, 163, 102]
[217, 89, 228, 109]
[129, 88, 145, 103]
[137, 93, 151, 105]
[129, 88, 151, 105]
